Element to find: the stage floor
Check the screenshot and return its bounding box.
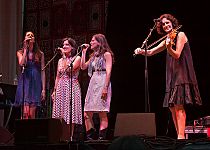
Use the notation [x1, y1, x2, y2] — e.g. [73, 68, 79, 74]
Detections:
[1, 136, 210, 150]
[1, 115, 210, 149]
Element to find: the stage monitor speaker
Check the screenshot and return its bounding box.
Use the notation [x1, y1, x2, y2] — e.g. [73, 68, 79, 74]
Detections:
[14, 118, 67, 144]
[0, 126, 14, 145]
[114, 113, 156, 137]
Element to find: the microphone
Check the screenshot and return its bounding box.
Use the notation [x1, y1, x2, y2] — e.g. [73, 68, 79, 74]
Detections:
[55, 47, 62, 50]
[153, 18, 161, 22]
[54, 47, 63, 54]
[54, 47, 66, 58]
[80, 44, 89, 48]
[26, 38, 32, 42]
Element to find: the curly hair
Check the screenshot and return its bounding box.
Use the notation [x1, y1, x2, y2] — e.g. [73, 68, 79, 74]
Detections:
[156, 14, 179, 35]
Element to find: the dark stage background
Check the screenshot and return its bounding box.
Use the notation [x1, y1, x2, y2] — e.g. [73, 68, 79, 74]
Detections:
[2, 0, 210, 141]
[106, 0, 210, 137]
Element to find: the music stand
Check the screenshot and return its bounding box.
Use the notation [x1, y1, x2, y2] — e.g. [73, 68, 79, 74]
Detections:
[0, 83, 17, 128]
[0, 83, 17, 105]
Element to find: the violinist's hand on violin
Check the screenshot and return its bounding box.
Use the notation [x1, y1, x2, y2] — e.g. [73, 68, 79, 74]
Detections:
[165, 36, 172, 49]
[134, 48, 144, 55]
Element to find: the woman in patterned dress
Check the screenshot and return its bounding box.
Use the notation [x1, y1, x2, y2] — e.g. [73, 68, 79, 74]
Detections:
[15, 31, 46, 119]
[134, 14, 202, 139]
[81, 34, 114, 140]
[51, 37, 82, 140]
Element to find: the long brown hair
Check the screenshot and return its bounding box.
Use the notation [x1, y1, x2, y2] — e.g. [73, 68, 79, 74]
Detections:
[92, 33, 115, 63]
[18, 31, 42, 62]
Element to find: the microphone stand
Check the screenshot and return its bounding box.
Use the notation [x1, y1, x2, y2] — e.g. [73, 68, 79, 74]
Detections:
[42, 50, 59, 71]
[60, 47, 82, 143]
[141, 22, 157, 113]
[42, 50, 60, 118]
[21, 45, 29, 119]
[21, 65, 25, 119]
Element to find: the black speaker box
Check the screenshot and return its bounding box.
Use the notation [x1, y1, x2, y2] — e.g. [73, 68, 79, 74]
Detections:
[114, 113, 156, 137]
[0, 126, 14, 145]
[14, 118, 67, 144]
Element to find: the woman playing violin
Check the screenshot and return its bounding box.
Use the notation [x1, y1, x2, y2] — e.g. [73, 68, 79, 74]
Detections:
[134, 13, 202, 139]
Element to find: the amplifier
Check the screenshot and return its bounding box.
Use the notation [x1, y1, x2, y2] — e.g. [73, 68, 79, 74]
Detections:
[194, 116, 210, 126]
[203, 116, 210, 126]
[14, 118, 68, 144]
[185, 126, 210, 139]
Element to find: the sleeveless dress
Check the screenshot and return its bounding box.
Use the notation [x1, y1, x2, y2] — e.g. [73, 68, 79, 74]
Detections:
[163, 32, 202, 107]
[84, 55, 112, 112]
[52, 57, 82, 125]
[15, 59, 42, 106]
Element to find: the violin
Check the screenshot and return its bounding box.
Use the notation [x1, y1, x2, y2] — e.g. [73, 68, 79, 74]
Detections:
[147, 25, 182, 49]
[166, 28, 179, 45]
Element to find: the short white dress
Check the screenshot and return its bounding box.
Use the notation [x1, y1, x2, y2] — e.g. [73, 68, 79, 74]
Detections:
[84, 55, 112, 112]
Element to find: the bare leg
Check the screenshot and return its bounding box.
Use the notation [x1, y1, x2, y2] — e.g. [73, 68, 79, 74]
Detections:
[84, 111, 96, 140]
[29, 106, 36, 119]
[169, 106, 178, 135]
[99, 112, 108, 130]
[70, 123, 75, 141]
[23, 105, 29, 119]
[98, 112, 108, 140]
[175, 105, 186, 139]
[84, 111, 94, 131]
[66, 123, 75, 141]
[71, 123, 75, 138]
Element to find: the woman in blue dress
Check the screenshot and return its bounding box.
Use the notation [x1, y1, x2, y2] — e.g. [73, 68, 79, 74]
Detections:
[15, 31, 46, 119]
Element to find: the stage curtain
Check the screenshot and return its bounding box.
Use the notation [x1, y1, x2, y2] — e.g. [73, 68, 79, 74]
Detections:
[0, 0, 23, 84]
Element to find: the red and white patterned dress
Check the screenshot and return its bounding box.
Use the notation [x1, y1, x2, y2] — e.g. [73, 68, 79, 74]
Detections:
[52, 57, 82, 125]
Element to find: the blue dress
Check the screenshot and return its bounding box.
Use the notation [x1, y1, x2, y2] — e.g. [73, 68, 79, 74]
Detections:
[15, 59, 42, 106]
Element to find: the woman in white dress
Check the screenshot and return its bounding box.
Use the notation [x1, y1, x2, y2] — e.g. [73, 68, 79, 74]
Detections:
[81, 33, 114, 140]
